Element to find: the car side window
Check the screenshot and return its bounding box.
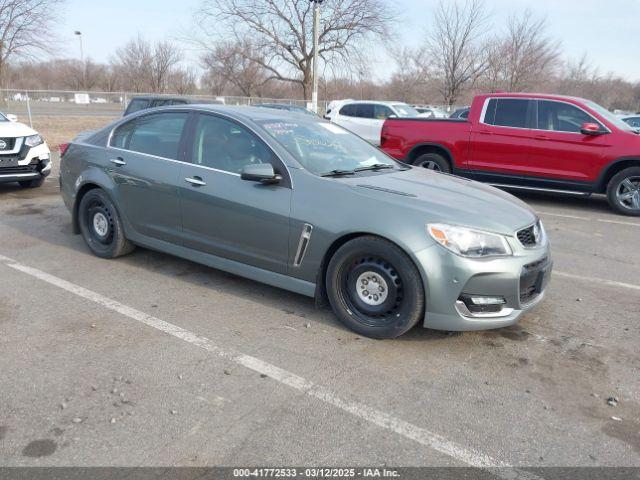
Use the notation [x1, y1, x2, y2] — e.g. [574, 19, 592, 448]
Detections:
[626, 117, 640, 128]
[111, 113, 188, 160]
[484, 99, 530, 128]
[374, 105, 394, 120]
[339, 104, 357, 117]
[190, 114, 273, 174]
[355, 104, 374, 119]
[537, 100, 601, 133]
[125, 99, 149, 115]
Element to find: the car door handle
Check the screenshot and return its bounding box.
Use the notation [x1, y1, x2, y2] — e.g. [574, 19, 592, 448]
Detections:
[534, 135, 550, 141]
[185, 176, 206, 187]
[110, 157, 126, 166]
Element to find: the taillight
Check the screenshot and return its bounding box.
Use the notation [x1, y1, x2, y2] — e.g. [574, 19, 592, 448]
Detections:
[59, 143, 69, 157]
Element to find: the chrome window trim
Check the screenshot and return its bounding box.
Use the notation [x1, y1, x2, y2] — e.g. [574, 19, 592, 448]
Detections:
[106, 107, 294, 186]
[479, 97, 611, 135]
[107, 145, 240, 177]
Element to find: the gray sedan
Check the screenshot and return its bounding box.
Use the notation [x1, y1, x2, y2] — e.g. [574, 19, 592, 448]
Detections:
[59, 106, 552, 339]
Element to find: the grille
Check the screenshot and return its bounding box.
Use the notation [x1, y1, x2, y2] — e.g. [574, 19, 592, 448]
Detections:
[517, 224, 538, 247]
[520, 286, 539, 305]
[0, 137, 17, 150]
[0, 164, 38, 175]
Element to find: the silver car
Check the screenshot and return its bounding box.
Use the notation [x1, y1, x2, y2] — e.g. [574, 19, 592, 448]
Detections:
[59, 106, 552, 339]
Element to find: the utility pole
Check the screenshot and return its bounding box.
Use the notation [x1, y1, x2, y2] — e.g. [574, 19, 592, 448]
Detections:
[310, 0, 323, 113]
[74, 31, 85, 90]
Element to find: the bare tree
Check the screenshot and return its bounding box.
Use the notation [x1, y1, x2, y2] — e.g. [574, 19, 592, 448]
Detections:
[484, 10, 559, 92]
[195, 0, 395, 100]
[385, 46, 431, 103]
[201, 40, 270, 97]
[425, 0, 489, 107]
[149, 41, 181, 93]
[168, 67, 197, 95]
[0, 0, 64, 86]
[112, 36, 181, 93]
[112, 36, 153, 92]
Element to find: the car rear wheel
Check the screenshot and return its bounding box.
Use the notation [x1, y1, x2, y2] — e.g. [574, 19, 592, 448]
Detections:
[326, 236, 425, 339]
[606, 167, 640, 216]
[413, 153, 451, 173]
[19, 177, 45, 188]
[78, 189, 135, 258]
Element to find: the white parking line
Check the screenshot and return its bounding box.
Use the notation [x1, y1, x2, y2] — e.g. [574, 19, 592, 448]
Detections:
[0, 253, 536, 475]
[538, 211, 640, 228]
[555, 271, 640, 291]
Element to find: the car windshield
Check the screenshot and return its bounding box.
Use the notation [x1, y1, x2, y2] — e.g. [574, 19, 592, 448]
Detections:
[258, 120, 400, 175]
[584, 100, 635, 132]
[391, 104, 419, 117]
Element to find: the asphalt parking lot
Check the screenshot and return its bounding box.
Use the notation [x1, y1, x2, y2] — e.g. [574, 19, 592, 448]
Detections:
[0, 160, 638, 469]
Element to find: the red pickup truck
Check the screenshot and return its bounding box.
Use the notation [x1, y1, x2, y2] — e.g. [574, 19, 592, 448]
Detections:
[381, 92, 640, 216]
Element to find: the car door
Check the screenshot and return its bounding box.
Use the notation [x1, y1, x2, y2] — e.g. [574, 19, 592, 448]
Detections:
[179, 113, 292, 274]
[468, 98, 535, 176]
[108, 111, 188, 244]
[527, 100, 607, 181]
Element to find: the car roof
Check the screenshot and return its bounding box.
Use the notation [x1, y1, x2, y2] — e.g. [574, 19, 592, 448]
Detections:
[478, 92, 592, 104]
[339, 100, 407, 106]
[132, 104, 319, 124]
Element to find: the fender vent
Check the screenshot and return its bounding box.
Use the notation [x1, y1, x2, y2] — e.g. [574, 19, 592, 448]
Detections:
[294, 224, 313, 267]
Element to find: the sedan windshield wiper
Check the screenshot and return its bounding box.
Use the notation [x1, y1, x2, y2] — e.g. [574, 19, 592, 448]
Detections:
[320, 169, 356, 177]
[354, 164, 396, 172]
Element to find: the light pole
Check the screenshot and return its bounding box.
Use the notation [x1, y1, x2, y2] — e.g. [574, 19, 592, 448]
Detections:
[74, 31, 85, 89]
[310, 0, 323, 113]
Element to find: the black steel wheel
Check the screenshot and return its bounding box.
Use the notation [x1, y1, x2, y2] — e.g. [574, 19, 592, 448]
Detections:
[78, 189, 134, 258]
[326, 236, 425, 339]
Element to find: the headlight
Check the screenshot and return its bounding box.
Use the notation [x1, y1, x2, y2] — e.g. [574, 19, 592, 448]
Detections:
[25, 134, 44, 148]
[427, 223, 512, 258]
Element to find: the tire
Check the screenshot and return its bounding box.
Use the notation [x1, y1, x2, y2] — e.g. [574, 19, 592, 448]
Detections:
[413, 153, 451, 173]
[326, 236, 425, 339]
[78, 189, 135, 258]
[19, 177, 45, 188]
[606, 167, 640, 216]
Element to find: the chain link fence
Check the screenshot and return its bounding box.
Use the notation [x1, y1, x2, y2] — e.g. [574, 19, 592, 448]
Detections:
[1, 89, 332, 127]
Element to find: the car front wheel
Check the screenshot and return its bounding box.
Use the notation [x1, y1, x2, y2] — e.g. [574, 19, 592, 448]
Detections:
[78, 189, 135, 258]
[326, 236, 425, 339]
[607, 167, 640, 216]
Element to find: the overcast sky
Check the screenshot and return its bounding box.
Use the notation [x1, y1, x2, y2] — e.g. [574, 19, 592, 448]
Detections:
[54, 0, 640, 81]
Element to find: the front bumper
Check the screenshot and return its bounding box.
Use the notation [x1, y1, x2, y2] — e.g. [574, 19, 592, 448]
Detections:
[0, 142, 51, 184]
[414, 239, 552, 331]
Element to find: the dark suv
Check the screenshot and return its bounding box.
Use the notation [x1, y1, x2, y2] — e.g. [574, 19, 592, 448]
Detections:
[124, 96, 223, 116]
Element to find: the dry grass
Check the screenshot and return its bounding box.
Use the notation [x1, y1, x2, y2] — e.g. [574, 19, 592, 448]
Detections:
[31, 116, 118, 151]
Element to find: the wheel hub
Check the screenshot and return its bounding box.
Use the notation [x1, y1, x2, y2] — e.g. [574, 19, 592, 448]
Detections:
[355, 272, 389, 306]
[616, 176, 640, 211]
[93, 212, 109, 237]
[419, 160, 441, 171]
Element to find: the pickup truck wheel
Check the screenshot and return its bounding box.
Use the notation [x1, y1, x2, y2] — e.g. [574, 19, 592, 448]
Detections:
[606, 167, 640, 216]
[326, 236, 425, 339]
[413, 153, 451, 173]
[78, 189, 135, 258]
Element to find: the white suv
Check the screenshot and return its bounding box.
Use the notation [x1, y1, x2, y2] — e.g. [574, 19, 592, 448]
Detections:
[325, 100, 420, 145]
[0, 113, 51, 188]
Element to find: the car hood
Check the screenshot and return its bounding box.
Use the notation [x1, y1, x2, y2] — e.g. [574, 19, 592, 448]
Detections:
[0, 121, 38, 137]
[344, 168, 537, 235]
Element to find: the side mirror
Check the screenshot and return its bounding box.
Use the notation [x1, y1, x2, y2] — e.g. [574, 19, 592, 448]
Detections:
[581, 122, 605, 136]
[6, 114, 17, 122]
[240, 163, 281, 185]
